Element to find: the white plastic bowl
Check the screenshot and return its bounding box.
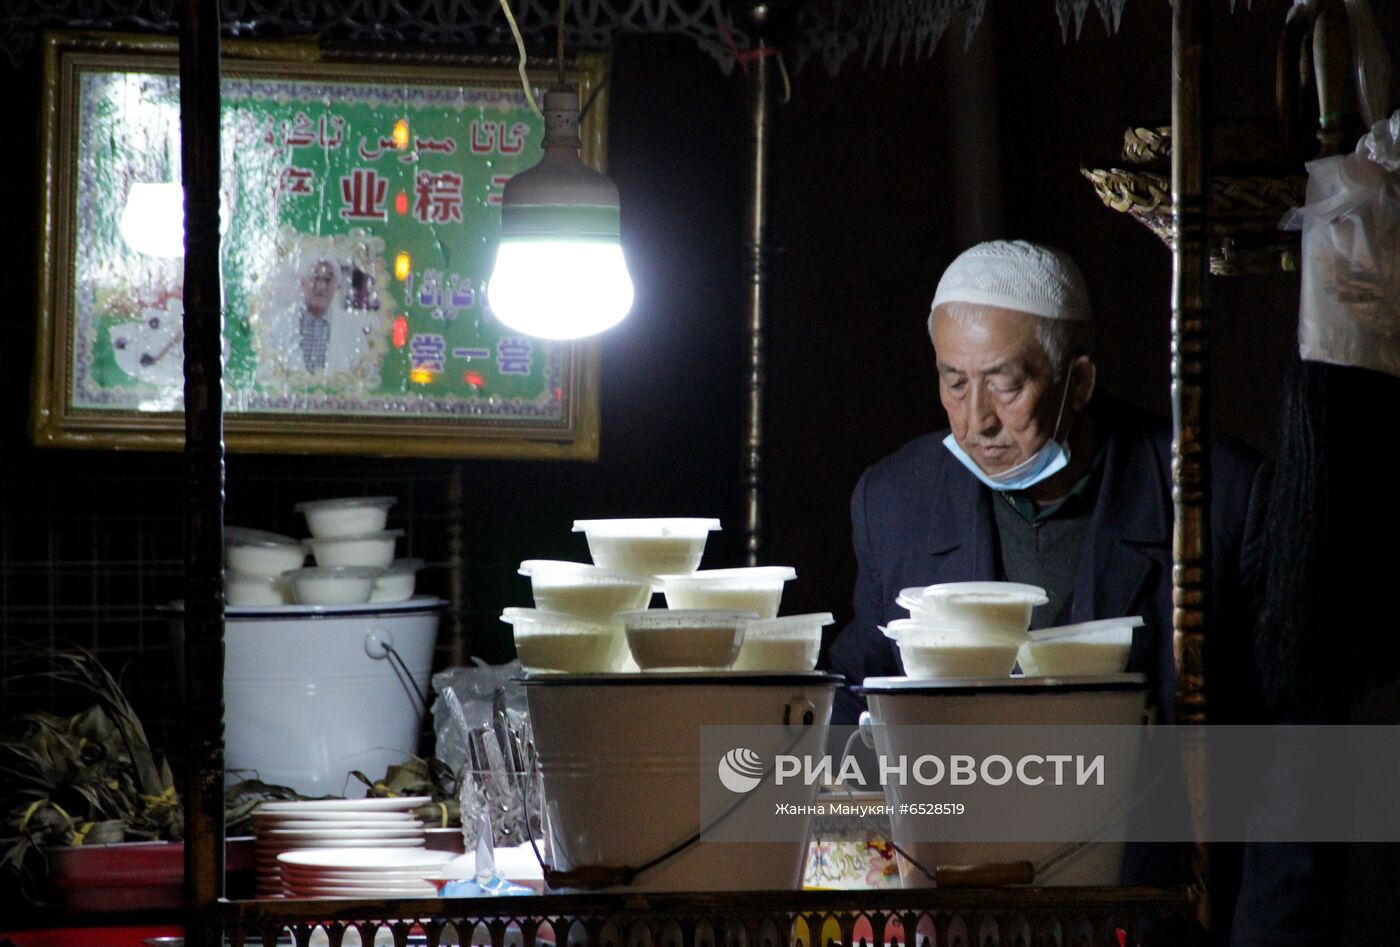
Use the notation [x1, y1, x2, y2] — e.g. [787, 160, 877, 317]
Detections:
[287, 566, 384, 605]
[225, 571, 293, 606]
[732, 612, 833, 671]
[896, 581, 1048, 633]
[518, 560, 654, 619]
[501, 607, 628, 674]
[660, 567, 796, 620]
[619, 608, 753, 670]
[572, 518, 721, 577]
[307, 530, 402, 569]
[294, 496, 397, 539]
[1016, 616, 1144, 676]
[371, 558, 424, 603]
[881, 619, 1027, 679]
[226, 527, 306, 578]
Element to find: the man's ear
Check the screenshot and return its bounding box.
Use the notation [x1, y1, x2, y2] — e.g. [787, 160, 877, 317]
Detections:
[1069, 354, 1096, 411]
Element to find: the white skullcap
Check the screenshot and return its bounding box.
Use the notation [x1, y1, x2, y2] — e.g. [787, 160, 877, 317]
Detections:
[930, 240, 1092, 322]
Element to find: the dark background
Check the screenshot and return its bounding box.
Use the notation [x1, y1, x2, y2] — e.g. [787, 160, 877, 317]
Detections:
[3, 0, 1393, 761]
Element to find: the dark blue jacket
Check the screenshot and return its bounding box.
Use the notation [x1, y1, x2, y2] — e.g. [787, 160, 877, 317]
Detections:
[826, 397, 1269, 727]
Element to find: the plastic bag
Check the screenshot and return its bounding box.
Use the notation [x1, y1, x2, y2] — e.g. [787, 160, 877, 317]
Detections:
[1298, 108, 1400, 379]
[429, 659, 526, 771]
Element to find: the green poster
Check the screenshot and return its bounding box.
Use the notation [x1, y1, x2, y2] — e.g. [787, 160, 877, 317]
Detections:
[38, 36, 606, 458]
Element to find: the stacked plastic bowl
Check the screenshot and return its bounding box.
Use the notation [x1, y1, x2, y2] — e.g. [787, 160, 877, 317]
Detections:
[224, 497, 424, 607]
[882, 582, 1046, 679]
[883, 581, 1142, 679]
[503, 560, 654, 673]
[502, 519, 833, 673]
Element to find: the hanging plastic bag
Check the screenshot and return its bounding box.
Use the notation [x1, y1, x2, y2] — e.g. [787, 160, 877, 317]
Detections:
[1298, 109, 1400, 378]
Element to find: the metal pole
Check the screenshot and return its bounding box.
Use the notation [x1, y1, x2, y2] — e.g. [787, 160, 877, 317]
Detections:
[1171, 0, 1212, 929]
[180, 0, 225, 941]
[742, 3, 773, 565]
[447, 464, 468, 665]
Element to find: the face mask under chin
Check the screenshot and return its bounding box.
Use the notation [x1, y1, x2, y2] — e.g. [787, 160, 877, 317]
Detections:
[942, 365, 1078, 492]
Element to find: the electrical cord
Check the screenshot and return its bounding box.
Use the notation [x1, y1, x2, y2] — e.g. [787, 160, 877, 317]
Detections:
[579, 68, 610, 122]
[497, 0, 544, 117]
[557, 0, 567, 86]
[380, 640, 430, 719]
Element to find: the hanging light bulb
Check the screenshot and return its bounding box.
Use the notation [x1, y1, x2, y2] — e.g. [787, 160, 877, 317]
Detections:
[487, 85, 634, 340]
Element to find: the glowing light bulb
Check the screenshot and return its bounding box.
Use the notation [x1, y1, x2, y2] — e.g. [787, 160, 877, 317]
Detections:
[485, 85, 634, 340]
[488, 240, 632, 339]
[395, 252, 411, 281]
[393, 120, 410, 150]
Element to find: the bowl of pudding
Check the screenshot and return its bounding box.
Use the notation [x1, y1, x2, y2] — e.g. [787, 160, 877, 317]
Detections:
[501, 607, 628, 674]
[660, 567, 796, 620]
[295, 496, 397, 539]
[881, 619, 1026, 679]
[619, 609, 754, 671]
[518, 560, 654, 619]
[896, 582, 1047, 634]
[1016, 616, 1142, 676]
[732, 612, 833, 672]
[572, 518, 720, 578]
[226, 527, 305, 578]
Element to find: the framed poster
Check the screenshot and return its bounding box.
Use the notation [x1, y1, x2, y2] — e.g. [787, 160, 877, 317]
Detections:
[31, 32, 607, 459]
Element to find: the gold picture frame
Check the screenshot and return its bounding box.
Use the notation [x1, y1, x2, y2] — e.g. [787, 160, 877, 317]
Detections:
[32, 31, 607, 459]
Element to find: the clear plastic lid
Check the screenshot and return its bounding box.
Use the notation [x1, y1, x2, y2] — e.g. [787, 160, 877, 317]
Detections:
[1027, 615, 1145, 642]
[617, 608, 757, 630]
[880, 618, 1028, 645]
[518, 559, 652, 584]
[571, 518, 721, 537]
[286, 566, 385, 580]
[738, 612, 835, 638]
[225, 526, 304, 549]
[380, 557, 426, 576]
[223, 570, 282, 584]
[304, 529, 404, 543]
[293, 496, 398, 513]
[660, 566, 797, 585]
[500, 607, 619, 633]
[898, 581, 1049, 608]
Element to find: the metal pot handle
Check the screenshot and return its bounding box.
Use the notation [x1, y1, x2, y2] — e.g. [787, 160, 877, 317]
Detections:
[363, 625, 394, 659]
[783, 696, 815, 728]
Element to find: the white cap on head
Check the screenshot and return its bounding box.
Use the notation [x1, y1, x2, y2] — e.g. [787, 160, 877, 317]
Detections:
[931, 239, 1091, 322]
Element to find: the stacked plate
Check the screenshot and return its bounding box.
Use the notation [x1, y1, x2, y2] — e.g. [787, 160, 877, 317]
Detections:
[252, 796, 432, 898]
[278, 848, 451, 899]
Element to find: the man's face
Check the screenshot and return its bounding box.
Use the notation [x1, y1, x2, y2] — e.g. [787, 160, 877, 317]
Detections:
[932, 303, 1066, 475]
[301, 261, 338, 316]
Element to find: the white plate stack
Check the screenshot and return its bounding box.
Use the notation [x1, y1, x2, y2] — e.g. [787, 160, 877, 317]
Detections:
[277, 848, 451, 899]
[251, 796, 433, 898]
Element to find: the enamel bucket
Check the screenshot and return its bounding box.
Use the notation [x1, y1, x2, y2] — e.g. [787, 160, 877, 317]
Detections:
[524, 672, 839, 891]
[169, 598, 443, 797]
[860, 673, 1149, 887]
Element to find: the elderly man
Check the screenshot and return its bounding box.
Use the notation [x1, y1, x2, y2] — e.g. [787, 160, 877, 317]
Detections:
[827, 240, 1268, 727]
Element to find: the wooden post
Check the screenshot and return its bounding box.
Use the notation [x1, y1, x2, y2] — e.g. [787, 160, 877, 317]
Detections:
[741, 2, 773, 565]
[179, 0, 225, 944]
[1171, 0, 1212, 930]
